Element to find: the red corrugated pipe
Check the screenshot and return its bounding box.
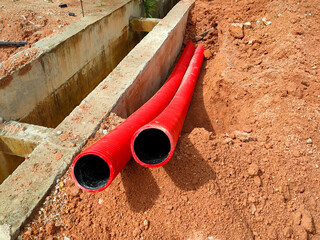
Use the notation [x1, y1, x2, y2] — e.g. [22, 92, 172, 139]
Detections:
[71, 42, 194, 192]
[131, 45, 204, 168]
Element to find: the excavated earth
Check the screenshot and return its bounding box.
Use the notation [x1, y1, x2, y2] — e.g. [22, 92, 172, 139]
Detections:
[20, 0, 320, 239]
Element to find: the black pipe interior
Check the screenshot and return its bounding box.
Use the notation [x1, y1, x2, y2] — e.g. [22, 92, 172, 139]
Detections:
[134, 128, 171, 165]
[73, 154, 110, 190]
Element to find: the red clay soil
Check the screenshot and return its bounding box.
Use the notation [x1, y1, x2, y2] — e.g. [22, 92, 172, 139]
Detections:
[0, 0, 117, 77]
[20, 0, 320, 239]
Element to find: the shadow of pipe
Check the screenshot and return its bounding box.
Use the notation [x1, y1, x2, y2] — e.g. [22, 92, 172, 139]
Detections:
[120, 158, 160, 213]
[182, 60, 215, 134]
[164, 136, 216, 191]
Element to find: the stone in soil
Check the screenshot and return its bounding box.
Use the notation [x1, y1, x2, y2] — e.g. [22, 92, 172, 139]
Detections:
[229, 23, 244, 38]
[248, 163, 260, 176]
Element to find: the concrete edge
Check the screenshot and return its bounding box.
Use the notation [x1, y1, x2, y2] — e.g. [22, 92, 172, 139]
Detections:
[0, 0, 133, 82]
[0, 0, 195, 238]
[0, 121, 52, 157]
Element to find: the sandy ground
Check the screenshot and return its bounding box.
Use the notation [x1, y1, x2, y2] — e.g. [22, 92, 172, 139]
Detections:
[19, 0, 320, 239]
[0, 0, 117, 77]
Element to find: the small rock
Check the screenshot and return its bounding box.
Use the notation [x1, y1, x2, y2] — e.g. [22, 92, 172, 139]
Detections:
[143, 219, 149, 230]
[284, 227, 293, 238]
[55, 153, 63, 160]
[306, 138, 313, 144]
[100, 122, 107, 129]
[301, 209, 314, 233]
[167, 205, 173, 210]
[46, 222, 56, 235]
[248, 163, 259, 176]
[223, 138, 233, 144]
[293, 210, 302, 225]
[253, 176, 262, 187]
[251, 204, 256, 215]
[98, 199, 103, 204]
[64, 237, 71, 240]
[262, 17, 272, 26]
[229, 23, 244, 39]
[301, 81, 310, 87]
[67, 186, 81, 197]
[204, 49, 212, 59]
[292, 149, 300, 157]
[56, 130, 62, 135]
[248, 195, 256, 203]
[133, 227, 141, 237]
[232, 130, 252, 142]
[293, 28, 303, 35]
[244, 22, 252, 29]
[103, 129, 108, 135]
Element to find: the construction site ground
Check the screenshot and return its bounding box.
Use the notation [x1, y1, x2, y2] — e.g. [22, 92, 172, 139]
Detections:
[0, 0, 117, 77]
[17, 0, 320, 239]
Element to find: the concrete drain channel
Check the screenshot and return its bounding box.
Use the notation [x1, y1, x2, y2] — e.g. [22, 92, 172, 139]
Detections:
[0, 0, 195, 238]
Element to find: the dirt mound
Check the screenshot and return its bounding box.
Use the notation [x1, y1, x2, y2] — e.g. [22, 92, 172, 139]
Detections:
[20, 0, 320, 239]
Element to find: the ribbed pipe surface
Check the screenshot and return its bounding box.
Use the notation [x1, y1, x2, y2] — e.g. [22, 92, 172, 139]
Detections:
[131, 45, 205, 168]
[71, 42, 195, 192]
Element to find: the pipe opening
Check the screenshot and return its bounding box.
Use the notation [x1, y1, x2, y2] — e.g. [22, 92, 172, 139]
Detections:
[73, 155, 110, 190]
[134, 128, 171, 165]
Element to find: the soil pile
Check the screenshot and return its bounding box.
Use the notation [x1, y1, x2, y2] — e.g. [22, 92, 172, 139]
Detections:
[20, 0, 320, 239]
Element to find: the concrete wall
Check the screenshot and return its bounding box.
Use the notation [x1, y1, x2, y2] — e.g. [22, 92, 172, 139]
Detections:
[151, 0, 180, 18]
[0, 0, 144, 128]
[0, 1, 195, 238]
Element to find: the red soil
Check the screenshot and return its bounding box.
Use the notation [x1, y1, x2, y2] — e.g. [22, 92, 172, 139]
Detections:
[20, 0, 320, 239]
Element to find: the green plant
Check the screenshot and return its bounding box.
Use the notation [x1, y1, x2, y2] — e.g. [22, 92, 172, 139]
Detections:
[142, 0, 158, 18]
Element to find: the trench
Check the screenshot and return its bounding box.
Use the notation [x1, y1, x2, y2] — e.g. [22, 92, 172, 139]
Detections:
[0, 0, 180, 184]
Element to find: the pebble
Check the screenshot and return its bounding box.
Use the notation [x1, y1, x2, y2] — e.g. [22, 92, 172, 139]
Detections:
[251, 204, 257, 215]
[98, 199, 103, 204]
[292, 149, 300, 157]
[167, 205, 173, 210]
[103, 129, 108, 135]
[64, 237, 71, 240]
[204, 49, 212, 59]
[45, 222, 56, 235]
[143, 219, 149, 229]
[229, 23, 244, 39]
[223, 138, 233, 144]
[248, 163, 260, 176]
[262, 17, 272, 26]
[306, 138, 313, 144]
[133, 227, 141, 237]
[56, 130, 62, 135]
[248, 195, 256, 203]
[301, 209, 314, 233]
[283, 227, 293, 238]
[253, 176, 262, 187]
[244, 22, 252, 29]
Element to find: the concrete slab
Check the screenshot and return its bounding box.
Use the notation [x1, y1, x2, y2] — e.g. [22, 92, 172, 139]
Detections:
[0, 121, 52, 157]
[0, 0, 195, 238]
[130, 17, 161, 32]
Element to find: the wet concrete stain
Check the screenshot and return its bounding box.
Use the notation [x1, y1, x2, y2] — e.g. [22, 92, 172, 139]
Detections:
[0, 75, 13, 89]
